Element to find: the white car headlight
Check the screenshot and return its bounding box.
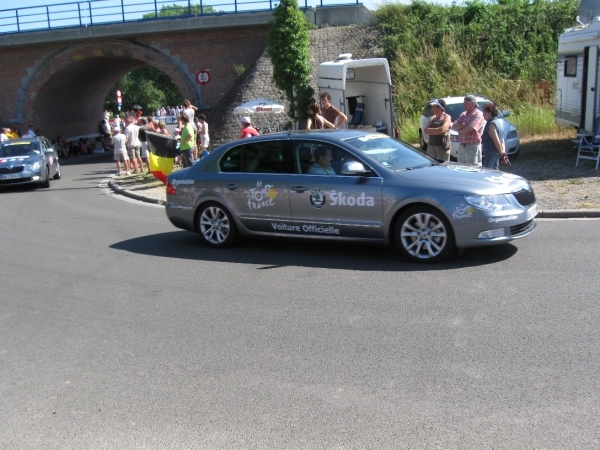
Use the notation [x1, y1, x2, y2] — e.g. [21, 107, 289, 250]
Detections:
[463, 194, 510, 211]
[27, 161, 42, 171]
[507, 130, 518, 139]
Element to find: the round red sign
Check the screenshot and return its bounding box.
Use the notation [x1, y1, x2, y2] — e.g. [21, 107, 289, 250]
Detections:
[196, 70, 210, 85]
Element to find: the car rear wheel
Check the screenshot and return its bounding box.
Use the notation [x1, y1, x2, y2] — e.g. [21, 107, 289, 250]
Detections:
[53, 163, 61, 179]
[394, 206, 454, 263]
[196, 202, 238, 248]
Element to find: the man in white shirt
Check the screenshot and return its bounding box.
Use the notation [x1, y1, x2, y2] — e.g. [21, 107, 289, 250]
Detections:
[112, 127, 130, 175]
[113, 115, 121, 131]
[24, 125, 36, 137]
[0, 127, 10, 142]
[124, 115, 142, 174]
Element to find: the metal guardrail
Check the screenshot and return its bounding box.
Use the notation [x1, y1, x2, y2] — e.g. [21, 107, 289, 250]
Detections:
[0, 0, 359, 35]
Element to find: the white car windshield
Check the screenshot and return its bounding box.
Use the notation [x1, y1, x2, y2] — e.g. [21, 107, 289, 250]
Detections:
[344, 134, 438, 170]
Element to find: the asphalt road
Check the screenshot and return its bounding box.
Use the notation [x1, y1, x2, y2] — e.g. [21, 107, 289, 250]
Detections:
[1, 155, 599, 449]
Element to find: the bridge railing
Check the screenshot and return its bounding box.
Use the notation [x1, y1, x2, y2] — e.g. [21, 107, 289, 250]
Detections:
[0, 0, 360, 35]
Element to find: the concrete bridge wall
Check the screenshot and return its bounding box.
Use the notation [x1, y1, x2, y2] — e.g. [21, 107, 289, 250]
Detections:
[0, 6, 378, 142]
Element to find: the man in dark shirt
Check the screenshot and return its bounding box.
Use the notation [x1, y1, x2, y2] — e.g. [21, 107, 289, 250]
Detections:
[320, 92, 347, 129]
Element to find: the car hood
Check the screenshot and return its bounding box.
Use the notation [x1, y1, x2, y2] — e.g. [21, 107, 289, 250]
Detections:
[395, 163, 531, 194]
[0, 155, 39, 166]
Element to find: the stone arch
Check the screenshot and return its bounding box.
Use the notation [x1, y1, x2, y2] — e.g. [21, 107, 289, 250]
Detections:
[19, 40, 200, 138]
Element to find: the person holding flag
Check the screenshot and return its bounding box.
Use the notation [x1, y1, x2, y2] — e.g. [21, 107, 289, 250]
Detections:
[146, 128, 178, 184]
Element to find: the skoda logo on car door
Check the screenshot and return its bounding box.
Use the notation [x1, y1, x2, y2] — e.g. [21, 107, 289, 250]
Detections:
[310, 188, 326, 208]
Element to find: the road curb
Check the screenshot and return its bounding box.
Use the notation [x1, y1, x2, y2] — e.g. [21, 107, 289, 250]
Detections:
[538, 209, 600, 218]
[108, 179, 166, 205]
[107, 178, 600, 217]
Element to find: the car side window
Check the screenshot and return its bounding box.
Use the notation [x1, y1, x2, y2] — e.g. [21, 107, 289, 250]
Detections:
[220, 140, 293, 174]
[293, 140, 375, 176]
[220, 145, 243, 172]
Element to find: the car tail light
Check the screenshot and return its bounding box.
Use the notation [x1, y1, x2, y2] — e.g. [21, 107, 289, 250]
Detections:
[166, 182, 177, 195]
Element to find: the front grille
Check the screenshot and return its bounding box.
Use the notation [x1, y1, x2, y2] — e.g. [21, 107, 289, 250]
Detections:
[0, 177, 31, 185]
[512, 188, 536, 207]
[0, 166, 24, 174]
[510, 219, 534, 237]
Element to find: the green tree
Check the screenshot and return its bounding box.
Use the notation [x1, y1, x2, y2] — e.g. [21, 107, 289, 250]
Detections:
[266, 0, 313, 123]
[104, 66, 183, 114]
[142, 3, 216, 19]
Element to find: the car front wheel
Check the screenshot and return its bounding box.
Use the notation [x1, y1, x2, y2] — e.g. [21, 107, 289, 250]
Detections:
[196, 202, 238, 248]
[394, 206, 454, 263]
[41, 168, 51, 188]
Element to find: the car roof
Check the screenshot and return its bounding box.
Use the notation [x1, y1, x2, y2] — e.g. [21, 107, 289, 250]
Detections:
[2, 136, 45, 143]
[233, 129, 382, 142]
[431, 95, 490, 105]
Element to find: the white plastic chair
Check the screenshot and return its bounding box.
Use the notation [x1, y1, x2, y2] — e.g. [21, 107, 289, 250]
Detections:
[576, 114, 600, 170]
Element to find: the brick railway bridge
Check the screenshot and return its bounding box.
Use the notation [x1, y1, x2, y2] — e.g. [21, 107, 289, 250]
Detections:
[0, 3, 373, 139]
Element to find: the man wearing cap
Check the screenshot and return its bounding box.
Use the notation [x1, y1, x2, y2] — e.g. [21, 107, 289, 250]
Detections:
[424, 99, 452, 161]
[239, 117, 259, 139]
[452, 95, 485, 166]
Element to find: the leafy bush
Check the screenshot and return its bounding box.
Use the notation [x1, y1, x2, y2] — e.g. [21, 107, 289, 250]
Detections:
[267, 0, 314, 122]
[375, 0, 579, 137]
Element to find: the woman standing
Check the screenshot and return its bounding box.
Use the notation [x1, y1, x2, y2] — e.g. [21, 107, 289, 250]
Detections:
[424, 99, 451, 161]
[481, 102, 506, 169]
[306, 103, 335, 130]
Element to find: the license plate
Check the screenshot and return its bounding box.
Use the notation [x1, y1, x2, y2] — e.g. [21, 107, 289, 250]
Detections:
[0, 174, 20, 180]
[527, 205, 538, 220]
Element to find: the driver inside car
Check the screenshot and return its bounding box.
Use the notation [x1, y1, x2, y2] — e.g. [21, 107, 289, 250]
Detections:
[308, 146, 336, 175]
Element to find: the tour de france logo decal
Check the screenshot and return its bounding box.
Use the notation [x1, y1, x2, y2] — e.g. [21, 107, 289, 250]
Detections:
[310, 188, 326, 209]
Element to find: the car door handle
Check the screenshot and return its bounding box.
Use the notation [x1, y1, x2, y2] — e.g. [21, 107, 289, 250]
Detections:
[225, 183, 239, 190]
[291, 185, 308, 193]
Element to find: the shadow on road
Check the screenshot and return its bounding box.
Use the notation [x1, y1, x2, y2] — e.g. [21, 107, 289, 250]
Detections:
[110, 231, 518, 271]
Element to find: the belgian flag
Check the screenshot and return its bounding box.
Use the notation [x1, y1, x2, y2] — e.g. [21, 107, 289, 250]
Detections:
[146, 131, 178, 184]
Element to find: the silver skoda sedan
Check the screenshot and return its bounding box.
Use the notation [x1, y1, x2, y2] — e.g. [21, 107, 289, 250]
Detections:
[165, 130, 537, 263]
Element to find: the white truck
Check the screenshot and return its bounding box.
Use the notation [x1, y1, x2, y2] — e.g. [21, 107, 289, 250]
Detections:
[317, 54, 395, 136]
[556, 0, 600, 132]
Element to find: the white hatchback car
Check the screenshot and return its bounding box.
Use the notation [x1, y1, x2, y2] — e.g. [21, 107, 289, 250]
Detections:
[419, 95, 520, 160]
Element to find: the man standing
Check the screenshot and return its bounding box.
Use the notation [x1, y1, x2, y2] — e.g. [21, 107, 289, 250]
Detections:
[0, 128, 10, 142]
[320, 92, 347, 129]
[124, 115, 142, 174]
[112, 126, 130, 175]
[179, 114, 195, 168]
[24, 125, 36, 137]
[113, 114, 122, 132]
[451, 95, 485, 166]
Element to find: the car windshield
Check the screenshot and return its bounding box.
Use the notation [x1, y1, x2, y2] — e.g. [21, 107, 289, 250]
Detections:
[344, 134, 438, 170]
[0, 141, 41, 157]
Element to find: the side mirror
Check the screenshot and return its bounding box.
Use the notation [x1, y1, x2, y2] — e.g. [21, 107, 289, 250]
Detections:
[341, 161, 368, 175]
[44, 148, 55, 154]
[502, 109, 511, 118]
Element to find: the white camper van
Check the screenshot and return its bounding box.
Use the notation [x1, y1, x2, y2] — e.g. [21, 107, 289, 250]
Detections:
[317, 54, 395, 136]
[556, 0, 600, 131]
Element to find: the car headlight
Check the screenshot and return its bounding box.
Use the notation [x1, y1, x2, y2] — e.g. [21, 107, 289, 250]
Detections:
[450, 135, 459, 142]
[27, 161, 42, 171]
[507, 130, 518, 139]
[463, 194, 510, 211]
